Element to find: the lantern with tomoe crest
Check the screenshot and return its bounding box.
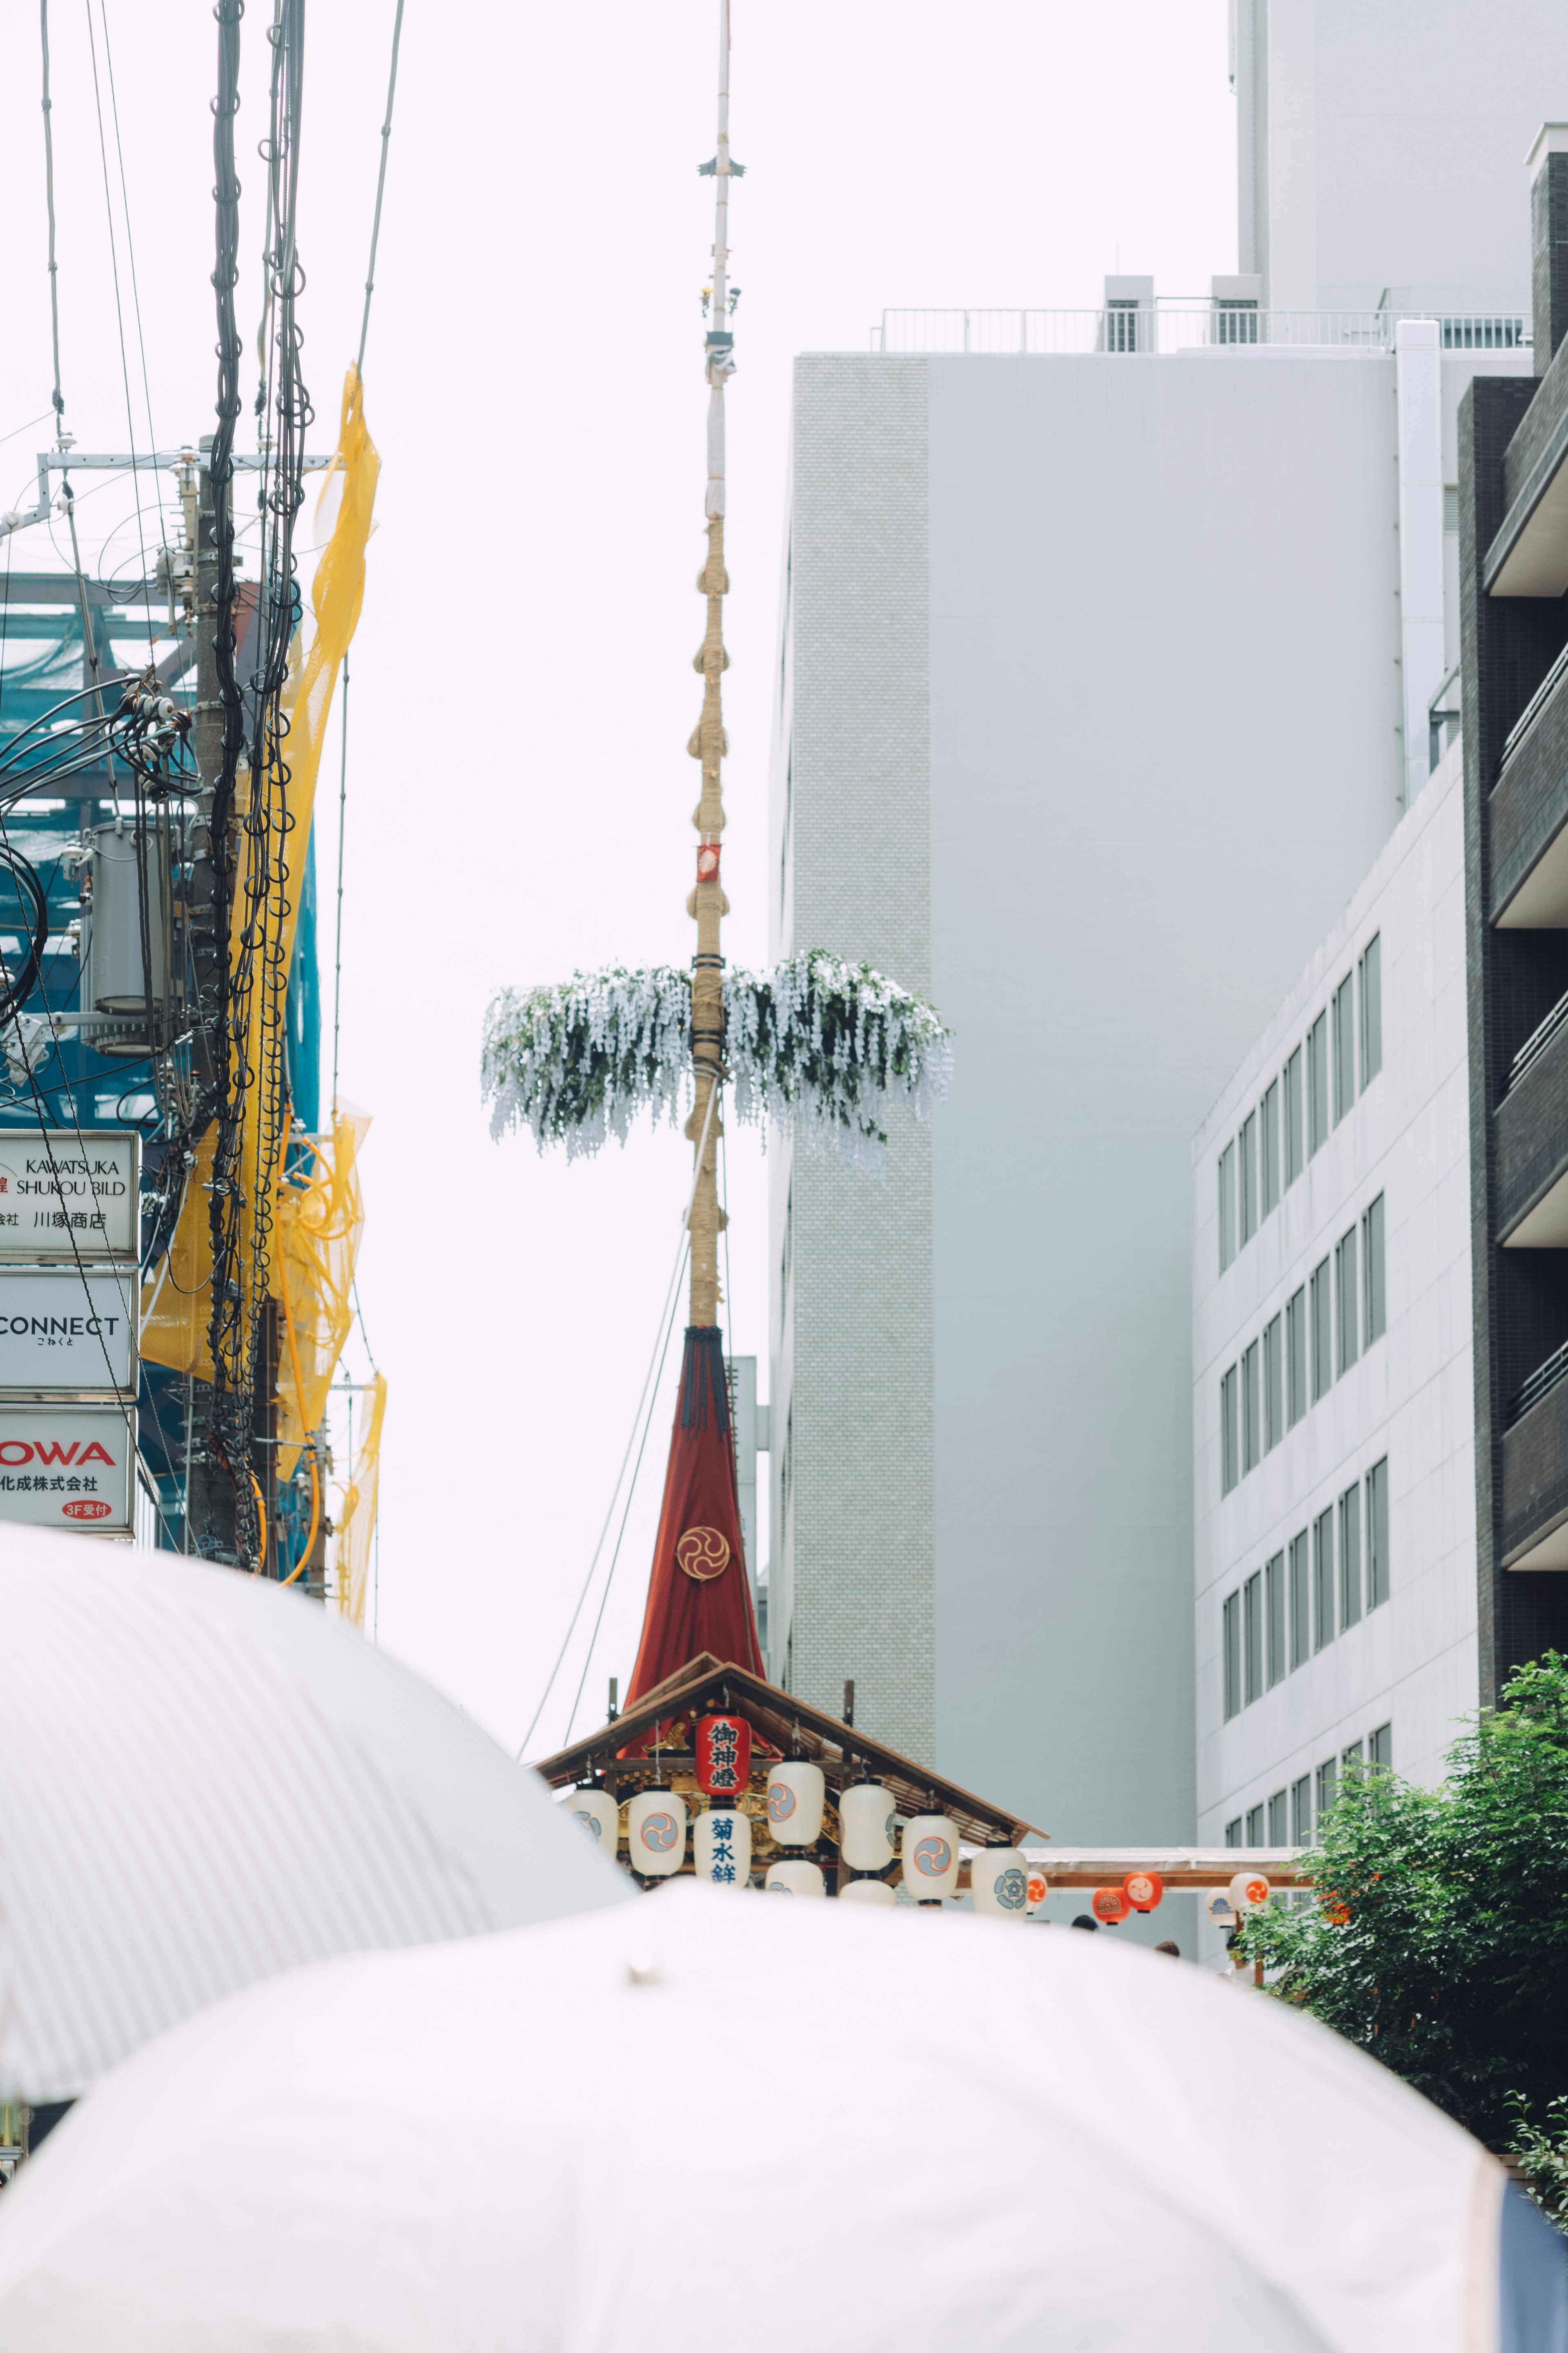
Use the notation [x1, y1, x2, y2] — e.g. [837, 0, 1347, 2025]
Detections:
[565, 1788, 619, 1853]
[766, 1760, 825, 1846]
[902, 1813, 959, 1901]
[627, 1790, 687, 1878]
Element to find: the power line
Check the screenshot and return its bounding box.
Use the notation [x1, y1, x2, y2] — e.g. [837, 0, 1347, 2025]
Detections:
[358, 0, 407, 378]
[38, 1, 65, 436]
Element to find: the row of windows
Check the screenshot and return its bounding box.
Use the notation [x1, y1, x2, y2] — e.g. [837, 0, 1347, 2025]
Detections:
[1223, 1724, 1392, 1848]
[1220, 1195, 1385, 1494]
[1218, 933, 1382, 1274]
[1221, 1459, 1390, 1719]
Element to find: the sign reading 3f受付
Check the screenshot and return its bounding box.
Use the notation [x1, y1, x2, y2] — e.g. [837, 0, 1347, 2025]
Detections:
[0, 1405, 132, 1531]
[0, 1131, 139, 1261]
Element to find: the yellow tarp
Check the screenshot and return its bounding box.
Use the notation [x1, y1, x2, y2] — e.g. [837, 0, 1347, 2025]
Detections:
[142, 367, 380, 1383]
[333, 1371, 386, 1628]
[275, 1104, 369, 1482]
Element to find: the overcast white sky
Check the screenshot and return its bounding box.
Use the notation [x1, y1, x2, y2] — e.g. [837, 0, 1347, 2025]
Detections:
[0, 2, 1235, 1753]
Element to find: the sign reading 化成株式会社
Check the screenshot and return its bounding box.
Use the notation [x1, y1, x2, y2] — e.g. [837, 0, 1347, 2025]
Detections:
[0, 1405, 133, 1531]
[0, 1131, 139, 1260]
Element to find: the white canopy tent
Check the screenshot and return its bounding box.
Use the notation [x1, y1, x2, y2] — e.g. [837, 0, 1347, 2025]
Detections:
[0, 1526, 627, 2103]
[0, 1877, 1537, 2351]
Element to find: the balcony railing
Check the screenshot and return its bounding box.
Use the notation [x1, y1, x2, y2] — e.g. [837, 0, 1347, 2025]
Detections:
[1508, 1337, 1568, 1427]
[1506, 986, 1568, 1098]
[1500, 638, 1568, 776]
[871, 306, 1530, 357]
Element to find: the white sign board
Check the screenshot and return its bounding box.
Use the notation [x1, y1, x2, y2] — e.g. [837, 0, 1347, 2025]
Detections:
[0, 1404, 133, 1531]
[0, 1267, 137, 1394]
[0, 1131, 139, 1260]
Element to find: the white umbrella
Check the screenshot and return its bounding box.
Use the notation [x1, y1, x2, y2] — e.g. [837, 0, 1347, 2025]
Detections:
[0, 1879, 1533, 2351]
[0, 1524, 626, 2103]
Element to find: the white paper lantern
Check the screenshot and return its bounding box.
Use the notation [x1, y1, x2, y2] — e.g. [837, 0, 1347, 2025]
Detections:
[626, 1790, 686, 1878]
[971, 1849, 1029, 1917]
[1202, 1888, 1237, 1929]
[839, 1781, 897, 1871]
[564, 1789, 619, 1854]
[1228, 1869, 1271, 1913]
[693, 1807, 753, 1886]
[901, 1813, 960, 1900]
[1025, 1868, 1049, 1915]
[766, 1761, 825, 1847]
[764, 1859, 825, 1896]
[838, 1875, 895, 1907]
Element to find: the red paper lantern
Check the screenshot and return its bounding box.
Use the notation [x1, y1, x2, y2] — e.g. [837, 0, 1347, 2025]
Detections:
[1090, 1886, 1131, 1925]
[695, 1713, 751, 1799]
[1123, 1870, 1164, 1913]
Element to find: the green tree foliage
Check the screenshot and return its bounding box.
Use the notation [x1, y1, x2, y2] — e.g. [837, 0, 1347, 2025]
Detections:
[1237, 1654, 1568, 2150]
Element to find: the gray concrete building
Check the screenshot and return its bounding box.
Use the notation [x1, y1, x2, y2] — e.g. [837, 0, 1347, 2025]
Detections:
[767, 23, 1561, 1849]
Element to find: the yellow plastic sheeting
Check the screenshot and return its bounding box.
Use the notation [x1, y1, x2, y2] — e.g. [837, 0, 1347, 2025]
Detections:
[142, 367, 379, 1382]
[274, 1106, 369, 1482]
[333, 1372, 386, 1629]
[224, 366, 380, 1385]
[140, 1127, 217, 1379]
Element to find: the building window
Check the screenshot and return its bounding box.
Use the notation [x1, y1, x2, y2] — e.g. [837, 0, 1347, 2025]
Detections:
[1218, 1140, 1236, 1273]
[1286, 1287, 1307, 1426]
[1246, 1801, 1265, 1843]
[1363, 1193, 1386, 1345]
[1240, 1111, 1257, 1246]
[1367, 1456, 1390, 1608]
[1316, 1755, 1338, 1820]
[1267, 1788, 1288, 1844]
[1106, 300, 1142, 352]
[1332, 975, 1356, 1123]
[1242, 1340, 1261, 1474]
[1221, 1365, 1239, 1494]
[1369, 1722, 1392, 1771]
[1359, 932, 1382, 1087]
[1223, 1590, 1241, 1719]
[1336, 1226, 1359, 1375]
[1310, 1258, 1332, 1401]
[1224, 1815, 1243, 1847]
[1343, 1740, 1364, 1778]
[1263, 1314, 1283, 1450]
[1288, 1530, 1310, 1668]
[1339, 1481, 1362, 1628]
[1244, 1568, 1263, 1704]
[1307, 1012, 1329, 1155]
[1284, 1046, 1304, 1184]
[1265, 1549, 1285, 1686]
[1261, 1078, 1280, 1216]
[1291, 1773, 1312, 1845]
[1313, 1505, 1335, 1649]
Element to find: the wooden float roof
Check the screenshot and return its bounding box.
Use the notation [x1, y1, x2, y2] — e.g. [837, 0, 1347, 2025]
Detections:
[530, 1652, 1042, 1850]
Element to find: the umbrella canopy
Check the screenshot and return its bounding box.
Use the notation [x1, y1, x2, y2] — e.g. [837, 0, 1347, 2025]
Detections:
[0, 1880, 1537, 2351]
[0, 1524, 627, 2103]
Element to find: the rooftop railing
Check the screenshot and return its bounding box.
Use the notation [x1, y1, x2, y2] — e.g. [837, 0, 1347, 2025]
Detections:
[871, 306, 1530, 357]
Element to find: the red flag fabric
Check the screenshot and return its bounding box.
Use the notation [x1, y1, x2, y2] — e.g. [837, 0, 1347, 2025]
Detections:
[625, 1326, 764, 1704]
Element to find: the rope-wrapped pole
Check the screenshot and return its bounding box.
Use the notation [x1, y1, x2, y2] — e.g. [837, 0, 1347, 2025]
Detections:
[685, 0, 735, 1329]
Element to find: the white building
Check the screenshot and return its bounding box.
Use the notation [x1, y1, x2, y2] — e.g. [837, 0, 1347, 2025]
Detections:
[1191, 736, 1474, 1856]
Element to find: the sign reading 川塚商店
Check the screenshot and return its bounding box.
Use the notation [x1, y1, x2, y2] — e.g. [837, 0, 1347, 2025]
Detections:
[0, 1131, 139, 1261]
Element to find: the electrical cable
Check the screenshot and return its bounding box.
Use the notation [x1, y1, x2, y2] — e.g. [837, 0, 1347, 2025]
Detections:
[559, 1244, 687, 1747]
[38, 1, 65, 437]
[357, 0, 407, 377]
[82, 0, 157, 654]
[331, 656, 346, 1113]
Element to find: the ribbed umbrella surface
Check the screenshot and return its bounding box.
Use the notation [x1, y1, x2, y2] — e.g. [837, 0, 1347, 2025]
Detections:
[0, 1880, 1545, 2352]
[0, 1525, 628, 2102]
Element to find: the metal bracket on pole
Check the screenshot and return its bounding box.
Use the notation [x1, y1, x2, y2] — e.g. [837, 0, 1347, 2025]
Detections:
[1, 449, 335, 540]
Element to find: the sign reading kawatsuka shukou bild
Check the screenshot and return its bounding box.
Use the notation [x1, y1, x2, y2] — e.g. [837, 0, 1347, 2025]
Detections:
[0, 1131, 139, 1260]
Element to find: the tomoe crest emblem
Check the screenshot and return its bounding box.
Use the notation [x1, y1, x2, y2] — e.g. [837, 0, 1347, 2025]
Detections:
[676, 1526, 731, 1582]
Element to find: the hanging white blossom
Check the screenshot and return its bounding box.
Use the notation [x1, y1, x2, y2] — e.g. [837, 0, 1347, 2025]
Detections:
[481, 950, 951, 1174]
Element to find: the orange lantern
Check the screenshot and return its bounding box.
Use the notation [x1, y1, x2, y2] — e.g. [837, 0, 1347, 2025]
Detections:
[1123, 1869, 1164, 1913]
[1090, 1886, 1131, 1926]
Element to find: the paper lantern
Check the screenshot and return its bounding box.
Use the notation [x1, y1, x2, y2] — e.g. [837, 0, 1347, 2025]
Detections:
[766, 1760, 825, 1847]
[1090, 1886, 1131, 1925]
[839, 1780, 897, 1871]
[1202, 1888, 1237, 1929]
[695, 1713, 751, 1799]
[838, 1876, 895, 1907]
[1025, 1869, 1049, 1914]
[764, 1858, 824, 1896]
[1123, 1869, 1164, 1913]
[901, 1813, 959, 1900]
[564, 1789, 619, 1853]
[1229, 1869, 1271, 1913]
[971, 1849, 1029, 1917]
[626, 1790, 687, 1878]
[693, 1806, 752, 1886]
